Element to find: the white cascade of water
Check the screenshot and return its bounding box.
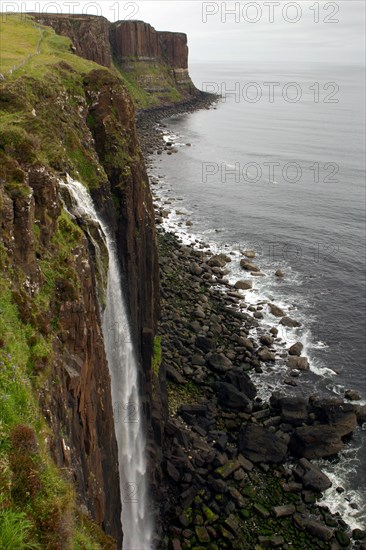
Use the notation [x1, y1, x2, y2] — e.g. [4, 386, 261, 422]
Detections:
[59, 175, 153, 550]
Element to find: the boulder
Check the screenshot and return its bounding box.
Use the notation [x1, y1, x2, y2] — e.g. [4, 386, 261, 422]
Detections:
[288, 342, 303, 356]
[275, 269, 284, 277]
[306, 520, 333, 541]
[279, 396, 308, 426]
[166, 365, 187, 384]
[290, 425, 343, 459]
[195, 335, 216, 352]
[287, 356, 309, 370]
[225, 370, 257, 400]
[217, 382, 252, 412]
[234, 280, 252, 290]
[190, 262, 203, 276]
[273, 505, 296, 518]
[240, 259, 261, 272]
[294, 457, 332, 492]
[238, 337, 254, 350]
[269, 303, 285, 317]
[356, 404, 366, 425]
[345, 389, 361, 401]
[238, 424, 288, 463]
[207, 353, 232, 372]
[311, 398, 357, 437]
[208, 254, 230, 268]
[215, 459, 241, 479]
[260, 334, 274, 347]
[280, 316, 301, 328]
[242, 250, 256, 258]
[258, 348, 276, 362]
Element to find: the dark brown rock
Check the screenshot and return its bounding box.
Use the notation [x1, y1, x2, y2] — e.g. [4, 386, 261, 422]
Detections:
[294, 458, 332, 492]
[311, 398, 357, 437]
[217, 382, 252, 412]
[290, 425, 343, 459]
[239, 424, 288, 463]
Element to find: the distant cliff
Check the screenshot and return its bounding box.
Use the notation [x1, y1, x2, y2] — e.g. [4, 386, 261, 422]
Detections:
[32, 15, 198, 106]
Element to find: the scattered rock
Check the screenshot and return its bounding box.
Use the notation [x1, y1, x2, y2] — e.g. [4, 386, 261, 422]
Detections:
[239, 424, 288, 463]
[345, 389, 361, 401]
[207, 353, 233, 372]
[294, 458, 332, 492]
[242, 250, 256, 258]
[234, 280, 252, 290]
[195, 335, 216, 352]
[272, 504, 296, 517]
[217, 382, 252, 412]
[166, 365, 187, 384]
[269, 303, 285, 317]
[290, 425, 343, 459]
[306, 520, 334, 541]
[287, 356, 309, 370]
[288, 342, 303, 356]
[258, 348, 276, 362]
[240, 259, 261, 272]
[280, 316, 301, 328]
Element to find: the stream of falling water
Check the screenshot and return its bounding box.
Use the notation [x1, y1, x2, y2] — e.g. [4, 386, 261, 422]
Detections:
[59, 176, 153, 549]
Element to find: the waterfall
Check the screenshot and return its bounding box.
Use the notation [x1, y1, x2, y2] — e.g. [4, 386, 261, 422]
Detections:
[59, 176, 153, 550]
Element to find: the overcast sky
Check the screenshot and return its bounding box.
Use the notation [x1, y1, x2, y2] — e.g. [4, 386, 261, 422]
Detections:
[8, 1, 366, 64]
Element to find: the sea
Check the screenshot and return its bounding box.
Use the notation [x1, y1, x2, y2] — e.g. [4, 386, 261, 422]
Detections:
[147, 61, 366, 530]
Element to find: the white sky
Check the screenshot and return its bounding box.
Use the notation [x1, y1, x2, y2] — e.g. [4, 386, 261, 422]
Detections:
[3, 1, 366, 64]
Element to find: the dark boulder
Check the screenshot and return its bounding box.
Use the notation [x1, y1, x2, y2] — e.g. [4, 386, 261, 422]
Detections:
[294, 457, 332, 492]
[311, 398, 357, 437]
[288, 342, 303, 356]
[238, 424, 288, 463]
[217, 382, 252, 413]
[207, 353, 232, 372]
[225, 369, 257, 400]
[290, 425, 343, 459]
[195, 335, 216, 352]
[279, 396, 308, 426]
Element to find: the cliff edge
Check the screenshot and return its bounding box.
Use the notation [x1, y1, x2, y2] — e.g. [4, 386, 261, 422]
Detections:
[32, 14, 199, 108]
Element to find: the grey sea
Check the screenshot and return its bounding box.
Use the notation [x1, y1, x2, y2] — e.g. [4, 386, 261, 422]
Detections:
[149, 61, 366, 529]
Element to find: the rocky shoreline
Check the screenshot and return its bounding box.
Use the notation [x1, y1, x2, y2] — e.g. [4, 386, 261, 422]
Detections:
[136, 91, 218, 156]
[137, 107, 366, 549]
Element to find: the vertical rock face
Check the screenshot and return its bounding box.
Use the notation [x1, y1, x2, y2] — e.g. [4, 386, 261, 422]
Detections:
[158, 31, 188, 69]
[34, 15, 193, 88]
[83, 70, 164, 496]
[111, 21, 189, 69]
[0, 168, 122, 545]
[112, 20, 160, 60]
[33, 14, 113, 67]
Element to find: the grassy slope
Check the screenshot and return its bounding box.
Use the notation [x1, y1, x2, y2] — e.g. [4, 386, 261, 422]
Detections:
[0, 15, 117, 549]
[112, 59, 184, 109]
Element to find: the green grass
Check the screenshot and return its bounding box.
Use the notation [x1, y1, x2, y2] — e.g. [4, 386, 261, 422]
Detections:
[0, 15, 98, 78]
[113, 59, 184, 109]
[0, 15, 107, 190]
[0, 506, 41, 549]
[152, 336, 162, 375]
[0, 277, 40, 431]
